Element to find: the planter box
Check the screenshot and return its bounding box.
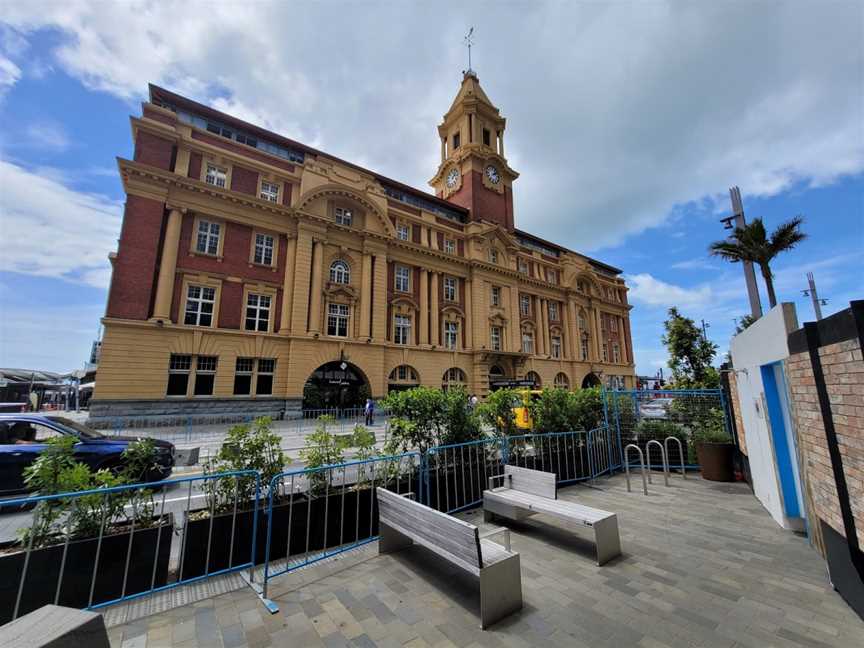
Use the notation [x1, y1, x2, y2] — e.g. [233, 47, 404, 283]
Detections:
[696, 442, 734, 481]
[0, 513, 173, 624]
[179, 505, 260, 580]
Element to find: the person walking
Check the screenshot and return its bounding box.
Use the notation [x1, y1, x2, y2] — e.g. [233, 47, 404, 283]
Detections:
[364, 398, 374, 426]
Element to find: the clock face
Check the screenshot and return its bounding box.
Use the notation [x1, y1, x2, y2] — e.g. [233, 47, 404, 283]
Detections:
[485, 165, 500, 184]
[446, 167, 460, 188]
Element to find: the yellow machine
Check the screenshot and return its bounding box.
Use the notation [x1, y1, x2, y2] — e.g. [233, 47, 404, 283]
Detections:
[512, 389, 543, 429]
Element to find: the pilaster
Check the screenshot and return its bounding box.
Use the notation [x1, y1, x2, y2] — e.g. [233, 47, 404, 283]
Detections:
[430, 271, 440, 346]
[308, 239, 325, 333]
[152, 208, 183, 322]
[279, 236, 297, 333]
[371, 252, 388, 341]
[419, 270, 429, 345]
[291, 227, 314, 334]
[359, 253, 373, 338]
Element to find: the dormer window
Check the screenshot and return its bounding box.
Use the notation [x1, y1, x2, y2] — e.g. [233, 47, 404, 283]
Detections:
[205, 164, 227, 188]
[397, 223, 410, 241]
[260, 181, 279, 203]
[452, 132, 461, 149]
[335, 207, 353, 226]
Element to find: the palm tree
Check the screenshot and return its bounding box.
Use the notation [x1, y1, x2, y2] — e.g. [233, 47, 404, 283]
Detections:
[709, 216, 806, 308]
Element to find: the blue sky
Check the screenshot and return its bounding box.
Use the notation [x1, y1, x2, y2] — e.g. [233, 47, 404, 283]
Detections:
[1, 3, 862, 376]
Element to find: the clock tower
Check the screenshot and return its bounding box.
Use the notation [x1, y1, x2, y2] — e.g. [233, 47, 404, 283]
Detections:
[430, 70, 519, 231]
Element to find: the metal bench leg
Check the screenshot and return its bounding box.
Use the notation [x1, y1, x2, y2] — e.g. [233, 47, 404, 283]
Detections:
[479, 554, 523, 630]
[592, 516, 622, 566]
[379, 522, 413, 554]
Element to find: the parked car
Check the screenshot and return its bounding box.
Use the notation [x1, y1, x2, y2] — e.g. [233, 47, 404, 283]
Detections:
[639, 398, 673, 419]
[0, 414, 174, 496]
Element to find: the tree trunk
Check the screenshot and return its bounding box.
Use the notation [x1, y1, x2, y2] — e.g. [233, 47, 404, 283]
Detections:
[760, 263, 777, 308]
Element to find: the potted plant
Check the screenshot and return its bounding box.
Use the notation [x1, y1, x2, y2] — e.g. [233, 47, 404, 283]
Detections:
[693, 408, 735, 481]
[0, 437, 172, 623]
[180, 417, 284, 579]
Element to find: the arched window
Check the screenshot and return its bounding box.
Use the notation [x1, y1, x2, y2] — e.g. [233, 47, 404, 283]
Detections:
[442, 367, 467, 390]
[329, 260, 350, 284]
[388, 365, 419, 383]
[554, 372, 570, 390]
[489, 365, 505, 379]
[525, 371, 542, 388]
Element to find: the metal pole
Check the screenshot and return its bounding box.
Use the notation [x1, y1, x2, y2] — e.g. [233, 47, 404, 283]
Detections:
[806, 272, 823, 320]
[728, 186, 763, 318]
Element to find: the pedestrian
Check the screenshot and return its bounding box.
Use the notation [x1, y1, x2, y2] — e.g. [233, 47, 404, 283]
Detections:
[364, 398, 374, 426]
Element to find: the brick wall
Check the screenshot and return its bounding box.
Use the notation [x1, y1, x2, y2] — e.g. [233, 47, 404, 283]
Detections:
[788, 328, 864, 546]
[727, 367, 748, 455]
[230, 165, 259, 196]
[134, 130, 174, 171]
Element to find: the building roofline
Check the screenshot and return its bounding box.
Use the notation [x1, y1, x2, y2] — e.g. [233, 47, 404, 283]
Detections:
[147, 84, 468, 217]
[513, 229, 622, 275]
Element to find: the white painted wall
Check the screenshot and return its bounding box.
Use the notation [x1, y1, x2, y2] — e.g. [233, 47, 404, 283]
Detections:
[729, 303, 802, 530]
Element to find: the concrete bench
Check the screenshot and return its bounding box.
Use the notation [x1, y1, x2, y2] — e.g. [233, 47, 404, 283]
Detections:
[484, 465, 622, 566]
[376, 487, 522, 629]
[0, 605, 109, 648]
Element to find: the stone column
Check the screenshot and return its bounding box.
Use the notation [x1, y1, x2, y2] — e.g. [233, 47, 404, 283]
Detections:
[359, 253, 373, 338]
[429, 271, 439, 346]
[279, 236, 297, 332]
[371, 254, 388, 341]
[593, 309, 603, 361]
[419, 270, 429, 345]
[441, 137, 446, 163]
[464, 277, 474, 348]
[541, 299, 550, 356]
[152, 208, 183, 321]
[308, 239, 324, 333]
[561, 300, 571, 359]
[291, 228, 314, 334]
[510, 287, 521, 352]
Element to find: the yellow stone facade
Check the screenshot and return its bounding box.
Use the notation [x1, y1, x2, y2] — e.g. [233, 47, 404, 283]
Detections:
[92, 74, 636, 420]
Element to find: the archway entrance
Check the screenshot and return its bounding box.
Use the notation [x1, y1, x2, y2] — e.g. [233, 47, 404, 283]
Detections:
[581, 372, 601, 389]
[303, 361, 371, 410]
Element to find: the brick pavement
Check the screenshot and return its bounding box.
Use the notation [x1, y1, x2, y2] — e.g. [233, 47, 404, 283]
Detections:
[107, 473, 863, 647]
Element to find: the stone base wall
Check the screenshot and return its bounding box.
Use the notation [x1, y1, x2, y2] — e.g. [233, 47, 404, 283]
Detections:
[87, 397, 297, 428]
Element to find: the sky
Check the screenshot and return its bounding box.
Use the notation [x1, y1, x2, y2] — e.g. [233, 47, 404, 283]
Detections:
[0, 1, 862, 377]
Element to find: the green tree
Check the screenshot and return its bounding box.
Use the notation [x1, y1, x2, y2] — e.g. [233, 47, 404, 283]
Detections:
[709, 216, 806, 308]
[661, 307, 720, 388]
[734, 314, 757, 334]
[381, 386, 482, 452]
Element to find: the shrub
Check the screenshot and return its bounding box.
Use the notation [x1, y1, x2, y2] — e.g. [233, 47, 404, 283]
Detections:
[382, 386, 483, 452]
[634, 419, 685, 442]
[571, 387, 605, 431]
[529, 388, 574, 433]
[476, 388, 519, 437]
[693, 408, 731, 444]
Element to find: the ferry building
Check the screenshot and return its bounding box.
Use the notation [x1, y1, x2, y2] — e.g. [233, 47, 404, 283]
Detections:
[91, 71, 636, 421]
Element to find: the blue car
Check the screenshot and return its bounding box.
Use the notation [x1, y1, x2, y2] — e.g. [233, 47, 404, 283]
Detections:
[0, 414, 174, 496]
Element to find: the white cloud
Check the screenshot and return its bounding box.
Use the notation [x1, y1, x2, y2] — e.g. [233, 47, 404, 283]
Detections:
[625, 273, 713, 309]
[1, 3, 861, 254]
[670, 257, 720, 271]
[0, 54, 20, 99]
[0, 158, 121, 288]
[24, 122, 71, 151]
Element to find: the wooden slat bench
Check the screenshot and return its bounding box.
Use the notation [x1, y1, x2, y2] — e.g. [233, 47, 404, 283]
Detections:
[483, 465, 622, 566]
[376, 487, 523, 629]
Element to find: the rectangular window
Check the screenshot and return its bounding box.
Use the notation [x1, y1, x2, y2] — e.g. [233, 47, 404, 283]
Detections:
[612, 343, 621, 364]
[395, 265, 410, 292]
[602, 343, 609, 362]
[483, 128, 491, 146]
[205, 164, 227, 188]
[397, 223, 410, 241]
[520, 295, 531, 316]
[551, 336, 562, 359]
[452, 132, 460, 149]
[233, 357, 254, 395]
[194, 356, 217, 396]
[443, 277, 456, 302]
[522, 332, 534, 354]
[257, 358, 275, 395]
[394, 314, 411, 345]
[335, 207, 353, 226]
[184, 285, 216, 327]
[167, 354, 191, 396]
[488, 248, 498, 264]
[491, 286, 501, 307]
[253, 233, 274, 266]
[548, 302, 559, 321]
[196, 220, 221, 255]
[444, 238, 455, 254]
[547, 269, 558, 285]
[245, 293, 271, 332]
[518, 258, 528, 274]
[611, 317, 618, 332]
[444, 321, 458, 349]
[327, 303, 349, 337]
[260, 180, 279, 203]
[490, 326, 502, 351]
[581, 337, 590, 361]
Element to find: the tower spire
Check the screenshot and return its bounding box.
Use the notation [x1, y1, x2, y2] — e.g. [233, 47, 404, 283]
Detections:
[464, 27, 475, 75]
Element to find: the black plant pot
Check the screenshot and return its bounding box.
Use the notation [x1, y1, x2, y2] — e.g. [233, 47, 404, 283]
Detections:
[0, 513, 173, 624]
[696, 442, 735, 481]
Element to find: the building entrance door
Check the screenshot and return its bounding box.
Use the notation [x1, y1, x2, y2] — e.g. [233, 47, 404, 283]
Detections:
[303, 361, 370, 410]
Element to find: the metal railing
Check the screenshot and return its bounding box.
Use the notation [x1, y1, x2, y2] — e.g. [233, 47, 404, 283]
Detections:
[1, 470, 261, 624]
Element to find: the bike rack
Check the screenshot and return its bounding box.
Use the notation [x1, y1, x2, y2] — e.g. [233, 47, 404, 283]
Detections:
[664, 436, 686, 479]
[645, 439, 669, 487]
[624, 444, 648, 495]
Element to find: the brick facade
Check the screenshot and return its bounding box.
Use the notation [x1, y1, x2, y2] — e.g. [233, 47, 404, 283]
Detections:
[788, 336, 864, 544]
[727, 367, 748, 455]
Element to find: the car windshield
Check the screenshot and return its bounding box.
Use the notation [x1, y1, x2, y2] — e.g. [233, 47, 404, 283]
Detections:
[46, 416, 105, 440]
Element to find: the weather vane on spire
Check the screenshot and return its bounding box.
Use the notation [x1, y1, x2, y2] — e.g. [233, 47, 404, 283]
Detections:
[464, 27, 475, 73]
